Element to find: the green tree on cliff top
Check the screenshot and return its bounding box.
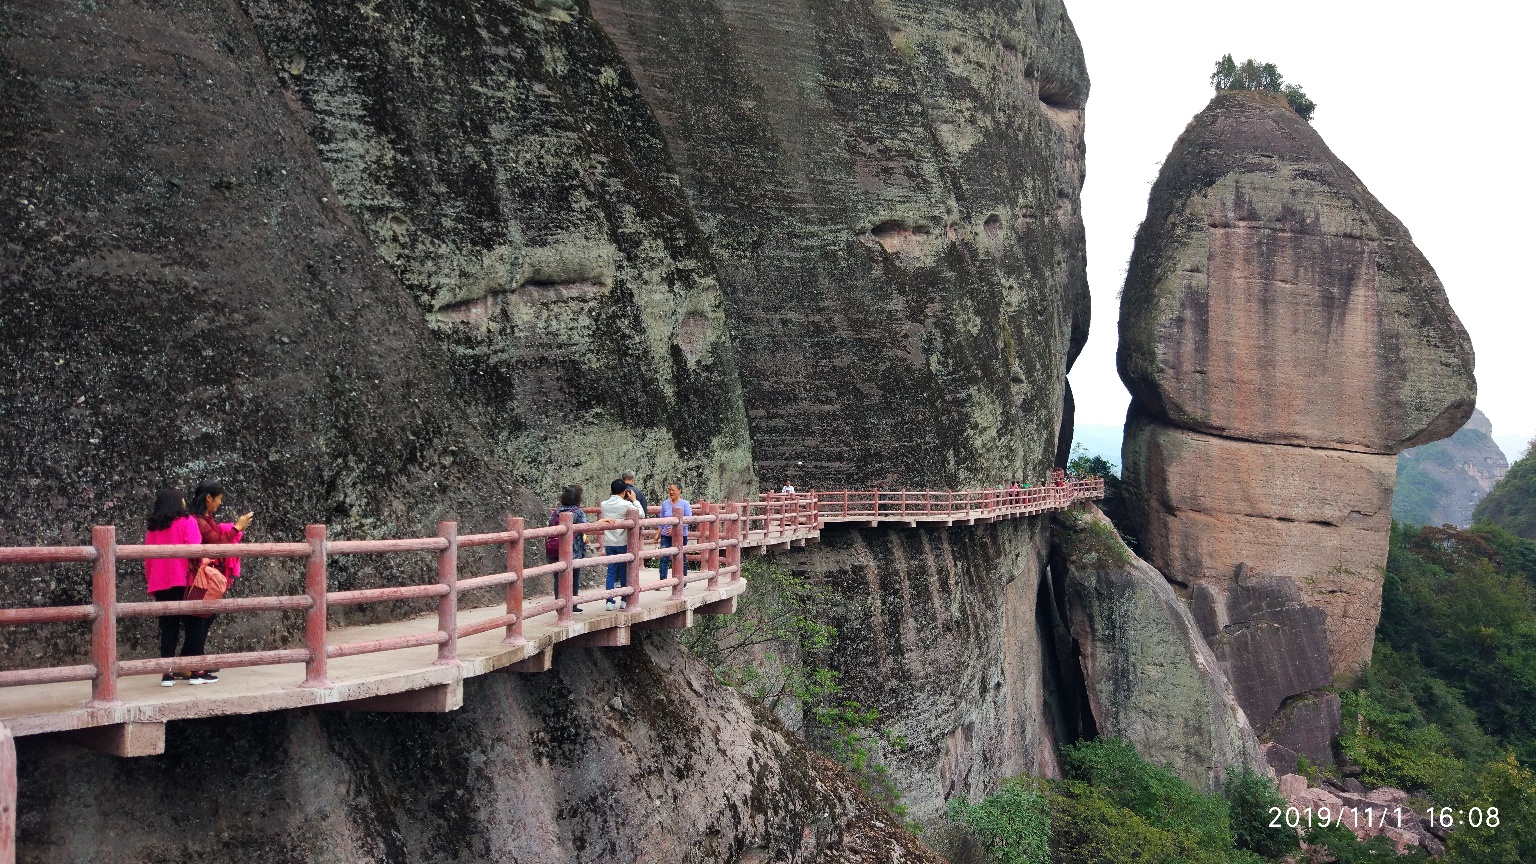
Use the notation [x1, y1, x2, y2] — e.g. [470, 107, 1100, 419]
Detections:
[1210, 54, 1317, 120]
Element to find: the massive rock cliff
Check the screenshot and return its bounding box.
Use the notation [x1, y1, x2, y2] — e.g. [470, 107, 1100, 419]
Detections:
[14, 636, 944, 864]
[1118, 90, 1477, 765]
[586, 0, 1091, 489]
[2, 0, 1096, 858]
[1394, 407, 1509, 528]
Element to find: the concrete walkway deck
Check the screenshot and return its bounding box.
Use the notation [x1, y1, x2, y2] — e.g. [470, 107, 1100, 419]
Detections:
[0, 570, 742, 745]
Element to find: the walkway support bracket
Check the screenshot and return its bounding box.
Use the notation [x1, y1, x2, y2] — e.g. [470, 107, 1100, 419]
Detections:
[54, 721, 166, 758]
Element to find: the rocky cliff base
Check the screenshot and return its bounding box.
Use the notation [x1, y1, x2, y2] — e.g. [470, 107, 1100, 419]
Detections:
[13, 636, 941, 864]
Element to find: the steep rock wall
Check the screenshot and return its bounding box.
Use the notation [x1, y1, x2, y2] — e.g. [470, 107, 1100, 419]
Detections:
[778, 520, 1063, 829]
[1049, 505, 1261, 790]
[588, 0, 1091, 489]
[14, 637, 944, 864]
[1118, 91, 1476, 758]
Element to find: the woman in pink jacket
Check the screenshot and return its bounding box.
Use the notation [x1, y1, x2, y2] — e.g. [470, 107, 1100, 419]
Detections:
[143, 489, 213, 686]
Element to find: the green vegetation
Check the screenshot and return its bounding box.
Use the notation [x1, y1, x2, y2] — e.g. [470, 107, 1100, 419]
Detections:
[1068, 443, 1133, 542]
[948, 738, 1286, 863]
[1474, 440, 1536, 540]
[682, 558, 910, 818]
[1333, 521, 1536, 862]
[1210, 54, 1317, 120]
[947, 778, 1051, 864]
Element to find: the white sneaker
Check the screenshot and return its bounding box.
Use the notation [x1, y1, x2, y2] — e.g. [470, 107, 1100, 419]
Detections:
[619, 599, 627, 609]
[606, 600, 616, 610]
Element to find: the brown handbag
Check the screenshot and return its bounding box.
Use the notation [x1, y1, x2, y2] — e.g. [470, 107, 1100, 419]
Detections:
[185, 558, 229, 616]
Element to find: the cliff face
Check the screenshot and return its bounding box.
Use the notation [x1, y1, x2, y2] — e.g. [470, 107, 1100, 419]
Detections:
[15, 637, 944, 864]
[588, 0, 1090, 489]
[2, 0, 1095, 856]
[1394, 408, 1510, 528]
[780, 520, 1062, 828]
[1118, 91, 1476, 763]
[1049, 506, 1261, 790]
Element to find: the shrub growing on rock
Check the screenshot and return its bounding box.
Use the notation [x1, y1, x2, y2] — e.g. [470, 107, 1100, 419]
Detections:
[1222, 764, 1300, 859]
[1210, 53, 1316, 120]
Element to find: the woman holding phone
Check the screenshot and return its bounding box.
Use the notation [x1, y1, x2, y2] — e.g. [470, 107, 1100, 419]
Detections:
[188, 480, 253, 682]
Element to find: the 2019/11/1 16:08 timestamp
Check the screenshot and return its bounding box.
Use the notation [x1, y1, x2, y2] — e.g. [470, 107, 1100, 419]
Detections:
[1269, 805, 1501, 830]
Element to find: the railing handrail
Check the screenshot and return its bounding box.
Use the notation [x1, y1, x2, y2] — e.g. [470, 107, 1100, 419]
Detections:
[0, 480, 1103, 700]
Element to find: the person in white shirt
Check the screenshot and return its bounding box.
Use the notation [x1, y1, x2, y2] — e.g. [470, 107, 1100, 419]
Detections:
[780, 482, 796, 494]
[598, 479, 645, 609]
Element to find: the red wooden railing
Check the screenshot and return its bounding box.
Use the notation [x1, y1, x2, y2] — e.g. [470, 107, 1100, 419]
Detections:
[0, 480, 1102, 701]
[0, 480, 1105, 864]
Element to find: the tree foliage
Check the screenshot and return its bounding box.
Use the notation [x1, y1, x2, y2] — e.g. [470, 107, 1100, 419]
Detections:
[1475, 440, 1536, 541]
[1210, 53, 1316, 120]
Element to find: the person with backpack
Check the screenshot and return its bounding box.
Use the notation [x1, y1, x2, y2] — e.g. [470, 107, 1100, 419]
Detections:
[657, 483, 692, 583]
[143, 489, 214, 686]
[598, 478, 645, 610]
[546, 485, 589, 613]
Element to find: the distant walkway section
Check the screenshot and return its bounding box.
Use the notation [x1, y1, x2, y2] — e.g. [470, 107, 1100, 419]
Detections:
[0, 480, 1102, 863]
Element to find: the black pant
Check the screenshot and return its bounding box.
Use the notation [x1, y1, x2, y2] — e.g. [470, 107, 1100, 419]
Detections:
[153, 586, 211, 660]
[547, 552, 584, 601]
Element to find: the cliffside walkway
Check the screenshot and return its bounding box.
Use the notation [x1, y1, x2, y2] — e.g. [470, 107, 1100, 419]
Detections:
[0, 479, 1102, 859]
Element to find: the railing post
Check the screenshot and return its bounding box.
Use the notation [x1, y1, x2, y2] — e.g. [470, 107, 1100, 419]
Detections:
[704, 502, 720, 591]
[670, 511, 687, 599]
[505, 516, 525, 645]
[557, 511, 575, 626]
[901, 488, 907, 517]
[302, 523, 329, 688]
[627, 510, 643, 608]
[88, 525, 118, 706]
[1, 722, 14, 864]
[436, 521, 459, 665]
[730, 503, 744, 583]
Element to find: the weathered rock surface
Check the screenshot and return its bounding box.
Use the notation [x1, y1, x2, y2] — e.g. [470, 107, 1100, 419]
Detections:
[588, 0, 1091, 489]
[1049, 505, 1261, 789]
[1122, 411, 1396, 684]
[1118, 91, 1475, 754]
[779, 519, 1062, 836]
[1394, 408, 1509, 528]
[1118, 91, 1475, 454]
[15, 636, 945, 864]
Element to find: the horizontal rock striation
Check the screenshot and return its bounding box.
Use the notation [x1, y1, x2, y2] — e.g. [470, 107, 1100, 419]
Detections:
[1118, 91, 1475, 757]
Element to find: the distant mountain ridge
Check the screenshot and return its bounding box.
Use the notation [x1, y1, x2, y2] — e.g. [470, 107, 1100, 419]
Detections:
[1475, 438, 1536, 540]
[1394, 408, 1509, 528]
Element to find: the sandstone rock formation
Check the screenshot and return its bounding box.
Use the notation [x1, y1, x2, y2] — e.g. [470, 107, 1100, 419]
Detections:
[2, 0, 1095, 855]
[1394, 408, 1509, 528]
[14, 637, 946, 864]
[586, 0, 1091, 489]
[1049, 505, 1261, 789]
[779, 519, 1062, 831]
[1118, 90, 1476, 757]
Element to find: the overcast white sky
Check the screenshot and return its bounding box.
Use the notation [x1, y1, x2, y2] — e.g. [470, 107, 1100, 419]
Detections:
[1065, 0, 1535, 459]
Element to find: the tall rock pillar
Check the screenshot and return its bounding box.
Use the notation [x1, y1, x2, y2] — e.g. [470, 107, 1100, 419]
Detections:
[1117, 91, 1475, 767]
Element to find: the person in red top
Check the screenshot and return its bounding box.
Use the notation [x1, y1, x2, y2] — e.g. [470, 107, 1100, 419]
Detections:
[190, 481, 251, 580]
[142, 489, 208, 686]
[188, 481, 253, 684]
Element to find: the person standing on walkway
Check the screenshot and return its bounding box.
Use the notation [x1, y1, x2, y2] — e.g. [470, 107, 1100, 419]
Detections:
[599, 479, 644, 610]
[547, 485, 589, 613]
[657, 483, 691, 584]
[621, 470, 648, 513]
[143, 489, 213, 686]
[186, 481, 252, 684]
[780, 481, 796, 494]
